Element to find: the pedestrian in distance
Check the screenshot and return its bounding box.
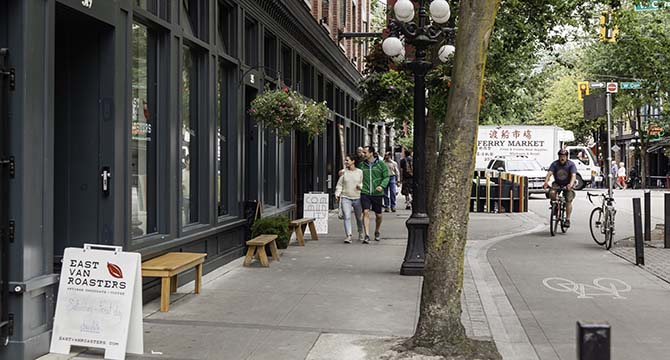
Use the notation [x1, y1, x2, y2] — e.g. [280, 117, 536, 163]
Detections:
[617, 162, 627, 190]
[359, 146, 390, 243]
[611, 162, 619, 189]
[399, 150, 414, 210]
[353, 146, 365, 165]
[383, 152, 399, 212]
[335, 154, 364, 244]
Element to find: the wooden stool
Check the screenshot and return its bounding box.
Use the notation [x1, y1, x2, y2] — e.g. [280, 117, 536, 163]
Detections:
[289, 218, 319, 246]
[244, 234, 280, 267]
[142, 252, 206, 312]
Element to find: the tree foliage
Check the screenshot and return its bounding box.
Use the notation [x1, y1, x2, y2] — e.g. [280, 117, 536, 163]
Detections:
[481, 0, 601, 124]
[581, 4, 670, 184]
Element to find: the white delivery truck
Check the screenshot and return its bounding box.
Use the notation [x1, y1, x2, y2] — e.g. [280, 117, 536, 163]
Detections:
[475, 125, 600, 190]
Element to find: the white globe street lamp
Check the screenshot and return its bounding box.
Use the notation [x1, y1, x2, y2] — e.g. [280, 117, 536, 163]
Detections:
[382, 37, 404, 57]
[438, 44, 455, 62]
[430, 0, 451, 23]
[394, 0, 415, 23]
[381, 0, 457, 276]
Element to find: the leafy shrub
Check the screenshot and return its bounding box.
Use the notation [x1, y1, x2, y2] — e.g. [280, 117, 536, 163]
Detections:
[250, 216, 291, 249]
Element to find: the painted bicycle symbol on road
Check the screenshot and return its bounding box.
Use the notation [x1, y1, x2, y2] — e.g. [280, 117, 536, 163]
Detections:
[542, 277, 631, 299]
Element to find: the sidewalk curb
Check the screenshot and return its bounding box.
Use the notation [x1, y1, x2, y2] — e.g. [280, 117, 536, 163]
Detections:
[467, 223, 546, 360]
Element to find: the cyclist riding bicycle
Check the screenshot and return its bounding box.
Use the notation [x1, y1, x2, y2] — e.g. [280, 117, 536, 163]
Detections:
[543, 149, 577, 228]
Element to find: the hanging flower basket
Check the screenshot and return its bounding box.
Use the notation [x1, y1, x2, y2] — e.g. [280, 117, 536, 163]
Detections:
[249, 87, 329, 139]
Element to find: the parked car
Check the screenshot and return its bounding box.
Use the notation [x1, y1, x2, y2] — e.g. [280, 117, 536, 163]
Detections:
[485, 156, 549, 194]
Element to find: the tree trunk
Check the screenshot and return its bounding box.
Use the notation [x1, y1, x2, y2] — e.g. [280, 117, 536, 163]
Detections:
[425, 111, 439, 213]
[409, 0, 501, 358]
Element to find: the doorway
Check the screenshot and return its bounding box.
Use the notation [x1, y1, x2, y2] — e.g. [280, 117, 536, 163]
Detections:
[53, 4, 115, 260]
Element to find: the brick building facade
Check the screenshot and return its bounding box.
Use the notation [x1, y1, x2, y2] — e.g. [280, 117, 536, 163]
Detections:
[308, 0, 371, 72]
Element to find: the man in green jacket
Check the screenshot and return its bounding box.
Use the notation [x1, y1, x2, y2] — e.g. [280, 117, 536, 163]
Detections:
[359, 146, 390, 243]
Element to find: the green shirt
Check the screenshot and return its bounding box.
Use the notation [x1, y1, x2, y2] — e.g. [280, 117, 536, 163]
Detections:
[358, 158, 390, 196]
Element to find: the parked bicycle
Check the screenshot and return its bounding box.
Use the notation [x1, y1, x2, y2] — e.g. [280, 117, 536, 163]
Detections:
[549, 186, 568, 236]
[588, 192, 616, 249]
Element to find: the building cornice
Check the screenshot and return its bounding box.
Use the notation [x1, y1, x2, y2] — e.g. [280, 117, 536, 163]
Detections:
[242, 0, 362, 96]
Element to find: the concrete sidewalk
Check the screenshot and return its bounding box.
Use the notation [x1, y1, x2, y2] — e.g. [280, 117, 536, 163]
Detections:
[41, 209, 544, 360]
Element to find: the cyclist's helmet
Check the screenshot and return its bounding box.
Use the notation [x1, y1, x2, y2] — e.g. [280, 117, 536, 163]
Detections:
[557, 149, 568, 156]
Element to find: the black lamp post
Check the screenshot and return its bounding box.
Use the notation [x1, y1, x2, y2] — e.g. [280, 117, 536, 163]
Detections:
[382, 0, 454, 276]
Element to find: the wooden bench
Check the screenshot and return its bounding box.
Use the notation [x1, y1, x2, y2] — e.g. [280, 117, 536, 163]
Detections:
[142, 252, 207, 312]
[244, 234, 280, 267]
[289, 218, 319, 246]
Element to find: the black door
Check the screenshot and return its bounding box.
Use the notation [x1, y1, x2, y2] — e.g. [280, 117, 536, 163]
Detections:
[53, 4, 115, 260]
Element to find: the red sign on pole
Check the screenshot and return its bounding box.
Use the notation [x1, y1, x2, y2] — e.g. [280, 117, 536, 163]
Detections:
[606, 82, 618, 93]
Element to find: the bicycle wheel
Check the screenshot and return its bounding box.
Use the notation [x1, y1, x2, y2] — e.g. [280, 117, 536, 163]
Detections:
[589, 207, 607, 245]
[550, 203, 557, 236]
[560, 203, 567, 233]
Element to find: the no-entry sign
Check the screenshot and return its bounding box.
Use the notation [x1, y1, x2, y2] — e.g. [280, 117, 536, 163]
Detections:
[606, 82, 618, 93]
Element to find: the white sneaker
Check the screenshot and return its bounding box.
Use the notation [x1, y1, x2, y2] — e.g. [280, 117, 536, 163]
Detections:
[344, 235, 352, 244]
[358, 232, 365, 242]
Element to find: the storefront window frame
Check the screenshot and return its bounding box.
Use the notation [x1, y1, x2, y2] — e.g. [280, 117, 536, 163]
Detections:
[128, 18, 173, 249]
[180, 43, 209, 230]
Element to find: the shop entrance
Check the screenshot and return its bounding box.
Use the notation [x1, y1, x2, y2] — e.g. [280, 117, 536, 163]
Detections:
[53, 4, 115, 260]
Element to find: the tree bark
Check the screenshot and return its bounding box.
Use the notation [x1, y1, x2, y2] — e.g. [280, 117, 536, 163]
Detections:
[425, 111, 439, 213]
[408, 0, 501, 358]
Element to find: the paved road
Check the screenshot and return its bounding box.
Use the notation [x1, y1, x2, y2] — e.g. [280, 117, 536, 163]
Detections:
[488, 190, 670, 359]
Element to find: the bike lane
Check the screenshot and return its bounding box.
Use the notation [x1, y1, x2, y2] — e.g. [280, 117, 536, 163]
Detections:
[486, 192, 670, 360]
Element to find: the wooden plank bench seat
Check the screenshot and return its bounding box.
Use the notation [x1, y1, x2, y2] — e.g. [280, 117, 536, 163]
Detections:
[289, 218, 318, 246]
[244, 234, 280, 267]
[142, 252, 206, 312]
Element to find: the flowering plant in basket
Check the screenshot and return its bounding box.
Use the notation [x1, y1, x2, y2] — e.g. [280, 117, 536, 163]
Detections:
[249, 87, 329, 140]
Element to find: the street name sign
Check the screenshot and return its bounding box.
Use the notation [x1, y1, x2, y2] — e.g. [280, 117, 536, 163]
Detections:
[590, 82, 606, 89]
[635, 1, 670, 11]
[621, 82, 641, 89]
[606, 82, 618, 93]
[50, 244, 144, 360]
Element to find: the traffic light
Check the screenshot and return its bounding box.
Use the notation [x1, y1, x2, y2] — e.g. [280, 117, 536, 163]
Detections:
[599, 11, 618, 43]
[578, 81, 590, 101]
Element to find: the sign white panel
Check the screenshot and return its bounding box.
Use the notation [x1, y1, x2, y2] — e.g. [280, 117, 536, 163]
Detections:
[50, 244, 143, 360]
[303, 193, 329, 234]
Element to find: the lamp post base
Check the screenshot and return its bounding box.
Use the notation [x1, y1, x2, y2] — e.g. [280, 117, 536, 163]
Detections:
[401, 214, 428, 276]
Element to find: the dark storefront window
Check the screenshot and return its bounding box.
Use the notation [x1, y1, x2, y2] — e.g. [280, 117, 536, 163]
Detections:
[131, 22, 158, 238]
[182, 46, 199, 225]
[135, 0, 170, 20]
[283, 136, 293, 202]
[263, 128, 276, 206]
[217, 59, 231, 216]
[281, 44, 292, 87]
[218, 0, 237, 56]
[183, 0, 208, 41]
[264, 32, 277, 78]
[244, 18, 259, 66]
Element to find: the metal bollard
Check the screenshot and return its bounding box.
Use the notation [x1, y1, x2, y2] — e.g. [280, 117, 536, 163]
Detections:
[633, 198, 644, 266]
[644, 190, 651, 241]
[665, 193, 670, 249]
[577, 321, 610, 360]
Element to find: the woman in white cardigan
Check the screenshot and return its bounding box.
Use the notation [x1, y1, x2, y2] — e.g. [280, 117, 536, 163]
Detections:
[335, 154, 364, 243]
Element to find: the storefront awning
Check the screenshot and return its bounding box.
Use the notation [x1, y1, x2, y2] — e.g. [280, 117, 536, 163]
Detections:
[647, 138, 670, 153]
